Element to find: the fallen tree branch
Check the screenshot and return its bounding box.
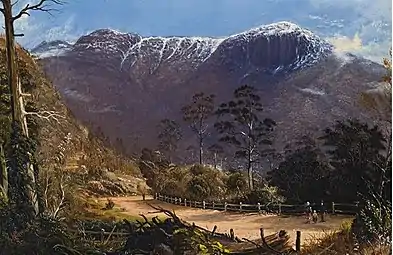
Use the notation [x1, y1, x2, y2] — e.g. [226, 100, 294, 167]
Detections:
[317, 243, 335, 255]
[260, 228, 284, 255]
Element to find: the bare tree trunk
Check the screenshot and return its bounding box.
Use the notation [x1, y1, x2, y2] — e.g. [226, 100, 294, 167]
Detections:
[213, 152, 217, 169]
[3, 1, 19, 125]
[247, 151, 253, 190]
[199, 135, 203, 165]
[0, 143, 7, 199]
[3, 0, 38, 214]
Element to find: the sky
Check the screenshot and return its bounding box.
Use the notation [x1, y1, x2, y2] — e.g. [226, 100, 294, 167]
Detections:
[7, 0, 393, 62]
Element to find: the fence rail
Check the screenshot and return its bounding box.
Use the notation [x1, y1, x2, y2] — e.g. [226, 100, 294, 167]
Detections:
[155, 193, 359, 215]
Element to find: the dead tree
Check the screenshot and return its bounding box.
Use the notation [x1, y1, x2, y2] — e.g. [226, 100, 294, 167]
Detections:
[0, 0, 64, 214]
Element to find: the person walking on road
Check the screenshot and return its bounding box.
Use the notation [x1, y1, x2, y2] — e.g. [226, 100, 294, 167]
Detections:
[320, 200, 326, 222]
[305, 202, 312, 223]
[312, 210, 318, 223]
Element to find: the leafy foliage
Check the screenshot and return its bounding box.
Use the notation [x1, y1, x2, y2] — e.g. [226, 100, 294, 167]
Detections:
[6, 122, 37, 223]
[215, 85, 276, 190]
[225, 170, 248, 199]
[244, 184, 286, 205]
[353, 199, 391, 244]
[157, 118, 182, 162]
[173, 228, 230, 254]
[267, 137, 330, 203]
[138, 148, 170, 190]
[318, 119, 391, 243]
[186, 165, 226, 201]
[319, 119, 387, 202]
[382, 49, 392, 86]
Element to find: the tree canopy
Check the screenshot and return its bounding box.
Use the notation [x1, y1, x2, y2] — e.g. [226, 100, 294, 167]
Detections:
[215, 85, 275, 190]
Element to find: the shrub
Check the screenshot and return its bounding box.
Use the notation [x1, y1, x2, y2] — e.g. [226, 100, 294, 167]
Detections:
[244, 184, 286, 204]
[352, 199, 392, 244]
[225, 171, 248, 198]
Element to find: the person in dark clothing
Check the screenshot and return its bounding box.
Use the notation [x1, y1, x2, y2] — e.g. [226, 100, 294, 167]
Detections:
[320, 200, 326, 222]
[305, 202, 312, 223]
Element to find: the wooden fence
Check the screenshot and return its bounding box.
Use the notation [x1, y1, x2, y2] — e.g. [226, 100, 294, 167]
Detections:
[155, 193, 359, 215]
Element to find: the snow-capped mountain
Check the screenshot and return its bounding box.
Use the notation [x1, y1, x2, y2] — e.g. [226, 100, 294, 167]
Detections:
[34, 22, 332, 74]
[31, 40, 73, 58]
[32, 21, 385, 156]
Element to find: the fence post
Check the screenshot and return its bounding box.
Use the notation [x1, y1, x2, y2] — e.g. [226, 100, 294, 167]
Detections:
[239, 202, 242, 212]
[184, 198, 187, 207]
[179, 198, 182, 205]
[175, 197, 178, 204]
[164, 195, 167, 202]
[212, 201, 215, 210]
[203, 201, 206, 209]
[194, 201, 197, 207]
[296, 231, 301, 252]
[224, 202, 228, 212]
[257, 203, 261, 214]
[332, 202, 335, 214]
[230, 229, 235, 240]
[278, 204, 282, 215]
[100, 229, 105, 243]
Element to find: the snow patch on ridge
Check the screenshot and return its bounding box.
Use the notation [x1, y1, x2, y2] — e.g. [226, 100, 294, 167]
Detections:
[31, 40, 73, 58]
[32, 21, 333, 73]
[299, 87, 326, 96]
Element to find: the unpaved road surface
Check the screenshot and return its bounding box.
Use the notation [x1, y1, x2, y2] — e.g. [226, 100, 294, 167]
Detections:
[103, 196, 352, 246]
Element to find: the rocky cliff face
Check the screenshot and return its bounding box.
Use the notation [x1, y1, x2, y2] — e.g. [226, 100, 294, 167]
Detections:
[31, 21, 384, 159]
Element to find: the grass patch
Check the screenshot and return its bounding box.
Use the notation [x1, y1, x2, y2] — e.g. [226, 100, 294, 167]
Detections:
[300, 220, 392, 255]
[73, 195, 167, 223]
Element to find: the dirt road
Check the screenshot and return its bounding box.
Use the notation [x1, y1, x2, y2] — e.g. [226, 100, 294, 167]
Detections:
[102, 196, 352, 246]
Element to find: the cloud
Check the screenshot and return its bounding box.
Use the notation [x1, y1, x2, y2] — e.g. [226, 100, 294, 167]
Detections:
[13, 14, 79, 48]
[328, 32, 391, 62]
[0, 0, 80, 48]
[328, 33, 363, 52]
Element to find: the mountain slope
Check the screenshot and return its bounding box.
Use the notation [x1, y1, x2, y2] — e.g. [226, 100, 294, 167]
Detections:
[31, 21, 386, 160]
[0, 38, 143, 193]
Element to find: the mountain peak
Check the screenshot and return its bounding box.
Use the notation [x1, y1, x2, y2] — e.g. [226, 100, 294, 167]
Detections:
[88, 28, 129, 37]
[232, 21, 307, 38]
[30, 40, 73, 58]
[218, 21, 332, 73]
[32, 21, 333, 74]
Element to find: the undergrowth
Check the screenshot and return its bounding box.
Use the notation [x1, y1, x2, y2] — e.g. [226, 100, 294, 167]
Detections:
[301, 220, 392, 255]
